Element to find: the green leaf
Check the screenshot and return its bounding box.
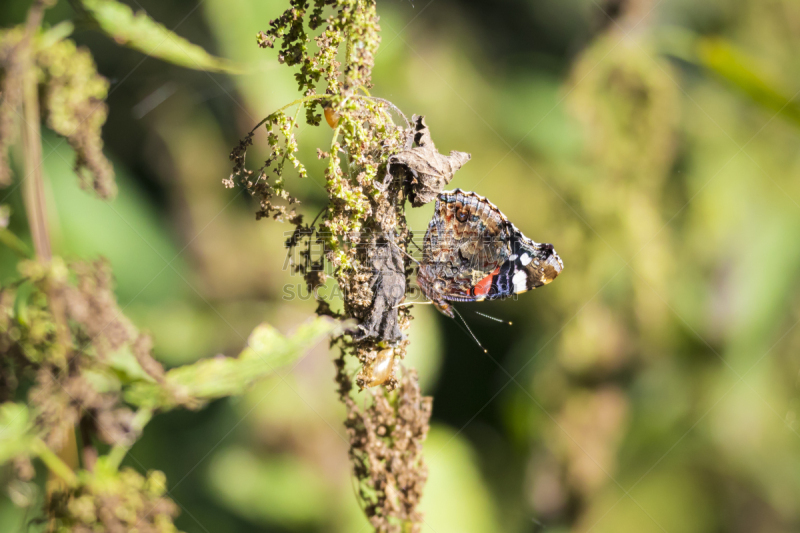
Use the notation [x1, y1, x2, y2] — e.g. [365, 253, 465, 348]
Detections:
[0, 403, 34, 464]
[695, 38, 800, 127]
[125, 317, 348, 409]
[83, 368, 123, 394]
[0, 227, 32, 259]
[107, 345, 156, 384]
[79, 0, 240, 73]
[39, 21, 75, 48]
[208, 447, 330, 526]
[13, 281, 34, 327]
[0, 404, 78, 485]
[658, 29, 800, 128]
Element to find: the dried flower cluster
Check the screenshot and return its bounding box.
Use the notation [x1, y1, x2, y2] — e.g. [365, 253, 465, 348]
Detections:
[0, 259, 165, 450]
[226, 110, 306, 225]
[0, 18, 115, 197]
[256, 0, 381, 123]
[0, 253, 341, 529]
[37, 36, 115, 198]
[0, 27, 24, 187]
[0, 258, 184, 530]
[520, 12, 681, 519]
[336, 358, 432, 531]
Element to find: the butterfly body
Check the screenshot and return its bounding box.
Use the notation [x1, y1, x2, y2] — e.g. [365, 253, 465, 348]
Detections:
[417, 189, 563, 317]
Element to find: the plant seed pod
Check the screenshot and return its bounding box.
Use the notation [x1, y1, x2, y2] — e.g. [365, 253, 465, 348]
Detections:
[323, 105, 340, 128]
[357, 348, 395, 389]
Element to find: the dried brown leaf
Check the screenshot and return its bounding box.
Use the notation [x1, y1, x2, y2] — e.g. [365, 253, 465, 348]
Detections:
[353, 237, 405, 343]
[388, 115, 471, 207]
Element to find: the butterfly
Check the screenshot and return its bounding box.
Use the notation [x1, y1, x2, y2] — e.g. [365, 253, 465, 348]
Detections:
[417, 189, 563, 318]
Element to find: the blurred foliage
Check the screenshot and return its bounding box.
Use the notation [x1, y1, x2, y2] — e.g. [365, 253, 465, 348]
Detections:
[2, 0, 800, 532]
[47, 464, 179, 533]
[0, 15, 114, 196]
[34, 25, 115, 198]
[659, 28, 800, 127]
[126, 318, 346, 409]
[78, 0, 238, 74]
[0, 251, 341, 530]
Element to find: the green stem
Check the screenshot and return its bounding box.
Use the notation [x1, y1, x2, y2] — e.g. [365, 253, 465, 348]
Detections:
[249, 94, 329, 133]
[275, 104, 305, 179]
[20, 10, 51, 261]
[0, 227, 32, 258]
[32, 438, 78, 488]
[345, 31, 353, 75]
[329, 123, 343, 162]
[106, 408, 153, 470]
[248, 94, 401, 134]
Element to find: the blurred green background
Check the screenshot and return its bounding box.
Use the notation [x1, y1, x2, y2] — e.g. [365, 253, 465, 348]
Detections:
[3, 0, 800, 531]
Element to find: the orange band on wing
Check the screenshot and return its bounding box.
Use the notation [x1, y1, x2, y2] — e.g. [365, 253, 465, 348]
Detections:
[472, 267, 500, 297]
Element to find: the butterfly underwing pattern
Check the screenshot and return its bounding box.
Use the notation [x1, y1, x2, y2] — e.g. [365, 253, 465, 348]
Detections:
[417, 189, 563, 317]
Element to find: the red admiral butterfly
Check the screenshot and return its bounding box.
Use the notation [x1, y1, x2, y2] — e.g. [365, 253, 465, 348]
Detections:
[417, 189, 563, 318]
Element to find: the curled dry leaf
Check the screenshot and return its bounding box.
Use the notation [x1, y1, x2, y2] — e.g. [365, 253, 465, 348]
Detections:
[388, 115, 471, 207]
[352, 237, 405, 343]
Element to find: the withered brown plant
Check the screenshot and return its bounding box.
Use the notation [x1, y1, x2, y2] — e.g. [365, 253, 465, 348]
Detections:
[226, 1, 471, 530]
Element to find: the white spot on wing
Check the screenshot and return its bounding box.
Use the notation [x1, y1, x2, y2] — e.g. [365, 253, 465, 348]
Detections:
[520, 253, 532, 266]
[509, 254, 518, 261]
[512, 270, 527, 292]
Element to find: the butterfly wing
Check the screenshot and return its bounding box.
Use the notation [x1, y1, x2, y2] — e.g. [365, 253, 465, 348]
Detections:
[486, 230, 563, 298]
[419, 190, 511, 302]
[418, 189, 563, 306]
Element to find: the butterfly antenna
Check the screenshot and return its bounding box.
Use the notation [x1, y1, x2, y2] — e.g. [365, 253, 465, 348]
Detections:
[409, 234, 424, 253]
[389, 240, 420, 265]
[451, 306, 488, 354]
[393, 301, 433, 309]
[473, 310, 513, 326]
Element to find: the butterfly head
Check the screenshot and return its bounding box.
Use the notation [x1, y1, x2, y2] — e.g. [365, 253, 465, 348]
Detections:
[512, 241, 564, 291]
[535, 243, 563, 285]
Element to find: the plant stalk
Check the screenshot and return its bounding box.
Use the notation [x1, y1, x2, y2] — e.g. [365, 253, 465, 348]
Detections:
[32, 438, 79, 488]
[106, 408, 153, 470]
[20, 0, 79, 502]
[20, 2, 52, 261]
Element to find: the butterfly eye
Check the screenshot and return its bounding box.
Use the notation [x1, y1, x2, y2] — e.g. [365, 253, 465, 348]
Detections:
[456, 209, 469, 223]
